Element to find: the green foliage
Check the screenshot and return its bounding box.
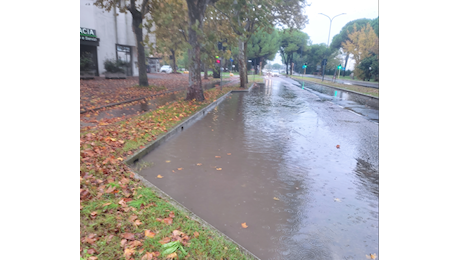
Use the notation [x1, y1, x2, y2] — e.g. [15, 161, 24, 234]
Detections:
[80, 52, 95, 71]
[371, 17, 379, 37]
[103, 59, 128, 73]
[330, 18, 373, 50]
[248, 27, 280, 61]
[279, 29, 309, 74]
[358, 54, 379, 81]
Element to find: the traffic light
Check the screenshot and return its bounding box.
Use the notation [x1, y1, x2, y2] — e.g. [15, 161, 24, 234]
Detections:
[215, 56, 220, 64]
[337, 64, 342, 70]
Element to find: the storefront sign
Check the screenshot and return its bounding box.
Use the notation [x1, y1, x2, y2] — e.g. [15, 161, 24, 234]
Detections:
[80, 27, 97, 42]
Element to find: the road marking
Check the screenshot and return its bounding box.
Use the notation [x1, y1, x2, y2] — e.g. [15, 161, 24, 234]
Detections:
[348, 110, 363, 117]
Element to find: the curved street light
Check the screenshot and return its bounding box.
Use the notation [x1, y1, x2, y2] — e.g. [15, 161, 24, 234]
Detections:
[318, 13, 346, 81]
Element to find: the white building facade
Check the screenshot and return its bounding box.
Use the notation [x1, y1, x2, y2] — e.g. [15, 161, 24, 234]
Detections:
[80, 0, 156, 76]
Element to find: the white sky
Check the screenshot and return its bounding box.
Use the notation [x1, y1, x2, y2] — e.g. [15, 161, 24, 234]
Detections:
[272, 0, 379, 64]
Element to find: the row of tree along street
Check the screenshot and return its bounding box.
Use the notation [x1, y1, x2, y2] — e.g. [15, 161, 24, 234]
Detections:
[94, 0, 378, 100]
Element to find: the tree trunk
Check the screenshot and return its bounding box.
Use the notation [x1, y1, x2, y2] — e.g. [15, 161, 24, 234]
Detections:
[171, 49, 177, 73]
[203, 61, 208, 79]
[259, 58, 263, 75]
[343, 52, 349, 76]
[185, 0, 206, 101]
[131, 11, 149, 86]
[244, 41, 249, 84]
[238, 38, 247, 88]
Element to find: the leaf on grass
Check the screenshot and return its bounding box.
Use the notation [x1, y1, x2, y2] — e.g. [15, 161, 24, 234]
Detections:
[241, 222, 248, 228]
[157, 175, 163, 178]
[159, 237, 171, 245]
[117, 157, 124, 161]
[366, 253, 377, 259]
[163, 217, 173, 225]
[121, 233, 135, 240]
[145, 230, 155, 238]
[193, 231, 199, 238]
[141, 252, 154, 260]
[273, 197, 279, 201]
[166, 252, 178, 259]
[124, 248, 135, 258]
[128, 215, 137, 222]
[134, 219, 142, 226]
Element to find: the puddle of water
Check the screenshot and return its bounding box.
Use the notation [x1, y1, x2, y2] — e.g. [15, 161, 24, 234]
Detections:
[133, 81, 379, 259]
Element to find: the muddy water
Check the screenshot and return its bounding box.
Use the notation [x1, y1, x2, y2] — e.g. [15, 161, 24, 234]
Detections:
[134, 78, 379, 259]
[294, 79, 379, 122]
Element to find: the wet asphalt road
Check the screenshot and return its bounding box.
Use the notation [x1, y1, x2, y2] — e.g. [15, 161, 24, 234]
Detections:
[134, 76, 379, 259]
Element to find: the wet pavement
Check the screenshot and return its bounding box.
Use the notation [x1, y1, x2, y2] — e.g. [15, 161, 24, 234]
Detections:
[293, 79, 379, 123]
[133, 76, 379, 259]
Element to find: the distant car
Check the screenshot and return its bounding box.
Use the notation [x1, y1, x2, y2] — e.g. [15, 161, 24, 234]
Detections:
[273, 72, 279, 77]
[160, 65, 172, 73]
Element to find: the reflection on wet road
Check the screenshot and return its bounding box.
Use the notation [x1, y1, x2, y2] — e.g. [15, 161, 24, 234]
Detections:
[134, 77, 379, 259]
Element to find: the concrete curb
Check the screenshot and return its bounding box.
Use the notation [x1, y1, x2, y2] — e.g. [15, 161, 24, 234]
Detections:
[292, 78, 379, 100]
[124, 84, 260, 259]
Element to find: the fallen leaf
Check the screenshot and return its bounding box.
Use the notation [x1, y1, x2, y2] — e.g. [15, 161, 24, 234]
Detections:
[215, 156, 221, 158]
[145, 230, 155, 238]
[117, 157, 124, 161]
[157, 175, 163, 178]
[366, 253, 377, 259]
[165, 160, 171, 163]
[159, 237, 171, 245]
[141, 252, 154, 260]
[88, 257, 98, 260]
[273, 197, 279, 201]
[177, 168, 183, 171]
[193, 231, 199, 238]
[227, 153, 231, 155]
[196, 163, 202, 166]
[121, 233, 135, 240]
[334, 198, 341, 202]
[120, 239, 128, 247]
[134, 220, 142, 226]
[163, 217, 173, 225]
[336, 145, 340, 149]
[166, 252, 178, 259]
[124, 248, 135, 258]
[128, 215, 137, 222]
[241, 222, 248, 228]
[216, 168, 222, 171]
[295, 187, 299, 189]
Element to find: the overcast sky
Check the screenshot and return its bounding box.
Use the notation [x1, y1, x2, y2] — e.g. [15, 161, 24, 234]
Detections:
[272, 0, 379, 64]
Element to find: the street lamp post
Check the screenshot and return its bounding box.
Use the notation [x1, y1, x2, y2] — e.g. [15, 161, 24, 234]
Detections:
[318, 12, 346, 82]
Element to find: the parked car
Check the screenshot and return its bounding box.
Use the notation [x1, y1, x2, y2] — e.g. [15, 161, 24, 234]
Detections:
[272, 72, 279, 77]
[160, 65, 172, 73]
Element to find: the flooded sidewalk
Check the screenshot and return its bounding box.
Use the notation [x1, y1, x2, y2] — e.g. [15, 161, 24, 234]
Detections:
[132, 78, 379, 259]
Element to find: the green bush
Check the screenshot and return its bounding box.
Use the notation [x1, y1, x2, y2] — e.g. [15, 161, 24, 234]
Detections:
[80, 52, 95, 71]
[104, 59, 128, 73]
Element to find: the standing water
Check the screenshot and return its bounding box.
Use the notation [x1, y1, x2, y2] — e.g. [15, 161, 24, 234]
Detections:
[134, 77, 379, 259]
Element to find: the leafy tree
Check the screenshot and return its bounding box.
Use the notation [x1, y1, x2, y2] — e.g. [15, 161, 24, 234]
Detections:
[279, 29, 309, 75]
[247, 27, 280, 74]
[330, 18, 372, 74]
[214, 0, 309, 88]
[303, 43, 328, 74]
[358, 53, 378, 81]
[271, 63, 282, 70]
[342, 23, 378, 80]
[371, 16, 379, 37]
[147, 0, 189, 74]
[94, 0, 156, 87]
